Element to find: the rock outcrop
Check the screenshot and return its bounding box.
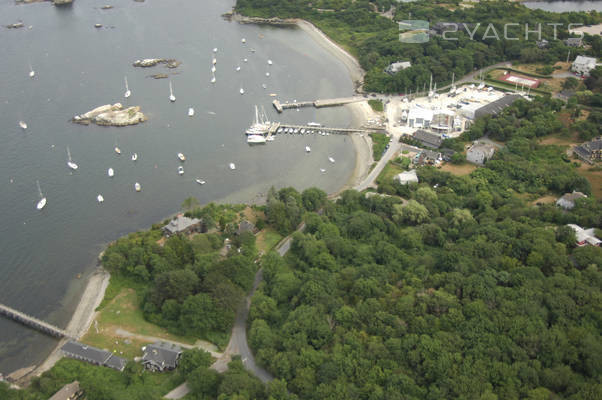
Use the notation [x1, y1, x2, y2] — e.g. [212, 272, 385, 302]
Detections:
[72, 103, 147, 127]
[133, 58, 180, 68]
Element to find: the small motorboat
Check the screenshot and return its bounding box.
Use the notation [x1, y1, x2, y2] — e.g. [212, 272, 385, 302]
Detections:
[36, 180, 46, 210]
[243, 58, 248, 63]
[236, 66, 241, 72]
[177, 152, 186, 161]
[262, 84, 267, 89]
[213, 47, 218, 53]
[211, 76, 216, 84]
[131, 153, 138, 161]
[196, 178, 206, 185]
[247, 135, 267, 144]
[250, 48, 256, 53]
[134, 182, 141, 192]
[301, 129, 306, 134]
[178, 166, 184, 175]
[114, 147, 121, 155]
[211, 65, 216, 73]
[305, 146, 311, 153]
[66, 146, 78, 170]
[29, 66, 35, 78]
[108, 168, 114, 177]
[212, 57, 217, 65]
[169, 81, 176, 102]
[328, 157, 335, 163]
[97, 194, 104, 203]
[19, 121, 27, 130]
[124, 76, 131, 98]
[241, 38, 246, 43]
[320, 168, 326, 173]
[240, 88, 244, 95]
[269, 93, 277, 97]
[267, 59, 273, 65]
[266, 72, 270, 77]
[188, 107, 195, 117]
[229, 163, 236, 170]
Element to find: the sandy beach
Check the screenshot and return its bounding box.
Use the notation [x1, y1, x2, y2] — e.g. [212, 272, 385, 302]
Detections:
[15, 267, 110, 385]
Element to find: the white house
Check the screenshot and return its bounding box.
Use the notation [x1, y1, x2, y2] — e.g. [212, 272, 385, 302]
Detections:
[556, 191, 587, 210]
[394, 169, 419, 184]
[567, 224, 601, 247]
[466, 142, 496, 165]
[385, 61, 411, 75]
[407, 107, 433, 129]
[572, 56, 597, 77]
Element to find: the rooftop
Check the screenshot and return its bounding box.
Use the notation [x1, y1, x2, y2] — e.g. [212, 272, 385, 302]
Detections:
[163, 214, 201, 234]
[61, 341, 127, 371]
[49, 381, 80, 400]
[413, 130, 442, 148]
[474, 94, 522, 119]
[142, 342, 182, 370]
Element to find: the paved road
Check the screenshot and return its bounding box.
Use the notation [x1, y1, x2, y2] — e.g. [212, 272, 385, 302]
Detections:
[355, 139, 402, 192]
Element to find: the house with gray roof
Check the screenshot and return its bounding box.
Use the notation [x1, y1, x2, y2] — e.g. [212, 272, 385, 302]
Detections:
[237, 220, 257, 235]
[467, 142, 497, 165]
[412, 130, 442, 148]
[142, 342, 183, 372]
[61, 341, 127, 371]
[474, 94, 521, 120]
[49, 381, 83, 400]
[162, 213, 203, 237]
[556, 191, 587, 210]
[574, 137, 602, 164]
[565, 37, 583, 47]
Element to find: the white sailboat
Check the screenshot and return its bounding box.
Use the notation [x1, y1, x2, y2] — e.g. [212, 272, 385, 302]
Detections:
[265, 72, 270, 77]
[124, 76, 131, 98]
[114, 146, 121, 155]
[66, 146, 78, 170]
[178, 166, 184, 175]
[196, 178, 206, 185]
[305, 146, 311, 153]
[188, 107, 195, 117]
[240, 87, 245, 95]
[169, 81, 176, 102]
[177, 152, 186, 161]
[211, 72, 216, 84]
[213, 47, 218, 53]
[36, 180, 46, 210]
[328, 157, 335, 163]
[320, 168, 326, 173]
[241, 38, 246, 43]
[108, 168, 114, 177]
[131, 153, 138, 161]
[247, 135, 267, 144]
[29, 64, 35, 78]
[97, 194, 104, 203]
[19, 121, 27, 130]
[211, 65, 216, 73]
[229, 163, 236, 170]
[267, 59, 273, 65]
[134, 182, 141, 192]
[212, 57, 217, 65]
[236, 66, 241, 72]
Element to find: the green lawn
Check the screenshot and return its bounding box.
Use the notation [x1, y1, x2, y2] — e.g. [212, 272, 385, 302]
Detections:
[368, 99, 384, 112]
[376, 161, 404, 185]
[370, 132, 388, 161]
[256, 228, 283, 254]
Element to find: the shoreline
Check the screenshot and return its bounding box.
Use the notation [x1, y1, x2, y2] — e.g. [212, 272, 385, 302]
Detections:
[13, 267, 110, 386]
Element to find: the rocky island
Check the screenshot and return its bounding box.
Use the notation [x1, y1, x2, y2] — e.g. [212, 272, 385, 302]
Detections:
[72, 103, 147, 127]
[133, 58, 181, 68]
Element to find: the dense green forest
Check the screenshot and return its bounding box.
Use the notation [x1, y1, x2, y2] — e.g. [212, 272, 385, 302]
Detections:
[235, 0, 602, 93]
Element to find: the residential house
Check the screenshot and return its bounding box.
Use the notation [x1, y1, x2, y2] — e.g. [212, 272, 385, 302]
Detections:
[571, 55, 598, 77]
[142, 342, 183, 372]
[237, 220, 258, 235]
[49, 382, 84, 400]
[162, 213, 203, 237]
[573, 136, 602, 163]
[466, 142, 497, 165]
[412, 129, 442, 148]
[414, 149, 441, 166]
[385, 61, 411, 75]
[567, 224, 601, 247]
[564, 37, 583, 47]
[61, 341, 127, 371]
[556, 191, 587, 210]
[395, 169, 419, 184]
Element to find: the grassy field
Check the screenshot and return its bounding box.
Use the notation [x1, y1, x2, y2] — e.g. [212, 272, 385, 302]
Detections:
[81, 275, 198, 359]
[370, 132, 388, 161]
[376, 161, 404, 185]
[440, 162, 478, 176]
[577, 163, 602, 199]
[256, 228, 283, 254]
[368, 99, 384, 112]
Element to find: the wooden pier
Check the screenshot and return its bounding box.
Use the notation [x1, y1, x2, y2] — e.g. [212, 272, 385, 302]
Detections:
[273, 96, 365, 113]
[0, 303, 71, 339]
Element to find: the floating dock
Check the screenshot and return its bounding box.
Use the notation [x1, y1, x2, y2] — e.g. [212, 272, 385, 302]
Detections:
[273, 96, 365, 113]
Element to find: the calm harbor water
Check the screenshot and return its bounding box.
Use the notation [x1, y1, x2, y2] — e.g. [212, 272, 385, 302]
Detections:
[523, 0, 602, 12]
[0, 0, 356, 374]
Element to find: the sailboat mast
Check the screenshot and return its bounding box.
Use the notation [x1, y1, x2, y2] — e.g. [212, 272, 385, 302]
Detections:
[36, 180, 43, 198]
[67, 146, 72, 161]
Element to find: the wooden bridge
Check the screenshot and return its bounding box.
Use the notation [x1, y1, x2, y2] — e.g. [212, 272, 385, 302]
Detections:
[0, 303, 72, 339]
[272, 96, 365, 113]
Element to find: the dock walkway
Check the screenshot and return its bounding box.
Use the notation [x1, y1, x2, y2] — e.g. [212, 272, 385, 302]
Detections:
[0, 303, 71, 339]
[273, 96, 364, 113]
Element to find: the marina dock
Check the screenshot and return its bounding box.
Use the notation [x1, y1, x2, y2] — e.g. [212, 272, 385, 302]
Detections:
[272, 96, 365, 113]
[0, 302, 72, 339]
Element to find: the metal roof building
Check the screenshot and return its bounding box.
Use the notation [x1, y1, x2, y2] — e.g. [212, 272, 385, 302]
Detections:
[61, 340, 127, 371]
[142, 342, 183, 372]
[473, 94, 522, 120]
